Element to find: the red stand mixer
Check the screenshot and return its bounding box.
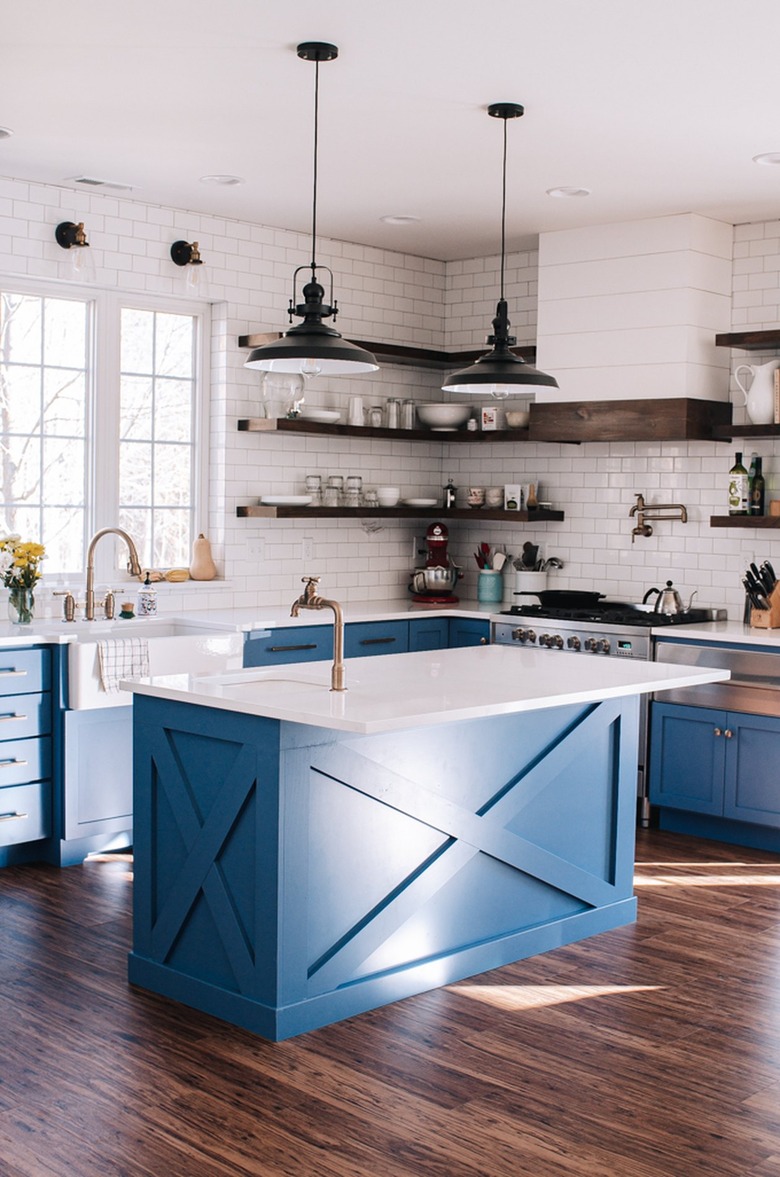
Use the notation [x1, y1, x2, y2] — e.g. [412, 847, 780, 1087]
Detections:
[409, 522, 462, 603]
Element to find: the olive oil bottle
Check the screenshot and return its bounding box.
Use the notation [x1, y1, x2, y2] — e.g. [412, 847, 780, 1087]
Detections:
[728, 452, 749, 515]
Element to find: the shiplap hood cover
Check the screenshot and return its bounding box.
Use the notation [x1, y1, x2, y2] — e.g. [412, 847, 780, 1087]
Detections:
[3, 0, 780, 261]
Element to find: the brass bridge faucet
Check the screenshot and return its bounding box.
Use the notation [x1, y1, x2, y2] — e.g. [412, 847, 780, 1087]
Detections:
[290, 576, 346, 691]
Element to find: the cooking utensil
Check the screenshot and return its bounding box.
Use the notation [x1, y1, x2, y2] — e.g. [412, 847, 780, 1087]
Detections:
[743, 576, 768, 610]
[521, 542, 539, 570]
[764, 560, 777, 588]
[493, 551, 507, 572]
[642, 580, 697, 615]
[517, 589, 605, 609]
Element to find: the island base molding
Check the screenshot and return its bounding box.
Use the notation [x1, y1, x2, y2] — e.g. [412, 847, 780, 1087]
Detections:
[129, 695, 640, 1041]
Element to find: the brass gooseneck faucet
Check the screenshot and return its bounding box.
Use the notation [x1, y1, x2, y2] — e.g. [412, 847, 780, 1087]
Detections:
[290, 576, 346, 691]
[85, 527, 142, 620]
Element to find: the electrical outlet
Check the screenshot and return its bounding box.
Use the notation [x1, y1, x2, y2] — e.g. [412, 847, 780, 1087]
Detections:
[302, 536, 314, 562]
[247, 538, 265, 560]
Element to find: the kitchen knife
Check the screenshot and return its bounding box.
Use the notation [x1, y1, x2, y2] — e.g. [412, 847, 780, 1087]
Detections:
[742, 577, 765, 610]
[745, 570, 770, 608]
[760, 561, 776, 593]
[765, 560, 776, 587]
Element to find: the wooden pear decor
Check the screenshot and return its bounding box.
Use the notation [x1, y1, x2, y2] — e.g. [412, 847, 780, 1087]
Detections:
[189, 533, 217, 581]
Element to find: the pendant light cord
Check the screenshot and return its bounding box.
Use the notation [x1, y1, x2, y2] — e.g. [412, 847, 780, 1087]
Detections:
[310, 58, 320, 274]
[499, 114, 508, 302]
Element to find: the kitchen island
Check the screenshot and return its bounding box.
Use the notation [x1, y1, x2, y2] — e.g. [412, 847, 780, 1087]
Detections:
[126, 644, 728, 1040]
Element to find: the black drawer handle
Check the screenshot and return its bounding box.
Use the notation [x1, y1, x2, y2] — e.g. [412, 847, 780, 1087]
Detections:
[0, 669, 27, 677]
[0, 713, 26, 722]
[0, 758, 28, 768]
[359, 637, 397, 646]
[0, 811, 28, 822]
[268, 643, 319, 653]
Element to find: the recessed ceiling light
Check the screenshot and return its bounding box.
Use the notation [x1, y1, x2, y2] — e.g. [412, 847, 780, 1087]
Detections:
[546, 186, 591, 199]
[753, 153, 780, 167]
[0, 127, 14, 140]
[380, 215, 421, 226]
[199, 174, 245, 186]
[70, 175, 134, 192]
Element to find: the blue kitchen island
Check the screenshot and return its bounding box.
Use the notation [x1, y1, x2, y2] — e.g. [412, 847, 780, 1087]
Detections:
[126, 645, 727, 1040]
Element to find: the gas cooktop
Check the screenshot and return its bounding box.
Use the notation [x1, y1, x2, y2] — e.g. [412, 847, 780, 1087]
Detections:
[500, 601, 714, 628]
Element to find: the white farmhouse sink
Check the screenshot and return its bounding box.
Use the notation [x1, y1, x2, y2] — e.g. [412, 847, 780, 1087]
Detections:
[67, 619, 243, 710]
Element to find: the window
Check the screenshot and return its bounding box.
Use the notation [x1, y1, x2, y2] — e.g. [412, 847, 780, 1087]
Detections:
[118, 308, 197, 570]
[0, 285, 207, 580]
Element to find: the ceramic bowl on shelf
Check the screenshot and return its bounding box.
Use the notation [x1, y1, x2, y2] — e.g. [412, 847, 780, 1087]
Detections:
[298, 409, 341, 424]
[506, 410, 530, 429]
[416, 403, 472, 430]
[260, 495, 313, 506]
[402, 497, 438, 508]
[376, 486, 401, 507]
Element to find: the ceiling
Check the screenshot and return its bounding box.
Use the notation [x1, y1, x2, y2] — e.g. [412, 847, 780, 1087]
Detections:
[3, 0, 780, 261]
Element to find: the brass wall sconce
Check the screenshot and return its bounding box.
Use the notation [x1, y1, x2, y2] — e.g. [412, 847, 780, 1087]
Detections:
[170, 240, 205, 291]
[55, 221, 95, 280]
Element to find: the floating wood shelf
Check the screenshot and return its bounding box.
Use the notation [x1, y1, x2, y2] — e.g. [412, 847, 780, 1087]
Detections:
[237, 418, 527, 442]
[711, 422, 780, 441]
[710, 515, 780, 528]
[237, 333, 538, 371]
[715, 330, 780, 351]
[237, 505, 564, 522]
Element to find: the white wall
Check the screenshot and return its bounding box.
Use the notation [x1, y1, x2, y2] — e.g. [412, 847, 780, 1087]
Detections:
[1, 174, 779, 620]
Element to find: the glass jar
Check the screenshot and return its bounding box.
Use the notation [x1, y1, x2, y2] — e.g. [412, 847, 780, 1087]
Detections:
[368, 404, 384, 429]
[324, 475, 343, 507]
[305, 474, 322, 506]
[345, 475, 362, 508]
[386, 398, 400, 428]
[401, 399, 416, 430]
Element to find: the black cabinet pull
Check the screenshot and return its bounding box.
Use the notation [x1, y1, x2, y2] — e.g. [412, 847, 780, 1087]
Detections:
[268, 643, 319, 653]
[359, 637, 396, 646]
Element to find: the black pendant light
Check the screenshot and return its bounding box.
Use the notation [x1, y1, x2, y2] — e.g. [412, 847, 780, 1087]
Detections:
[245, 42, 378, 377]
[442, 103, 558, 396]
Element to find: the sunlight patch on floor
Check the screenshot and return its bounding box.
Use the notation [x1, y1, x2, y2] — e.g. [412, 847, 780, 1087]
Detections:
[447, 983, 662, 1011]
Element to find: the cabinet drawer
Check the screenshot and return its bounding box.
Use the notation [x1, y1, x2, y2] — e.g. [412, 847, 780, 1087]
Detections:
[0, 735, 51, 786]
[344, 621, 409, 659]
[0, 693, 51, 741]
[0, 780, 51, 846]
[0, 648, 51, 696]
[244, 625, 333, 667]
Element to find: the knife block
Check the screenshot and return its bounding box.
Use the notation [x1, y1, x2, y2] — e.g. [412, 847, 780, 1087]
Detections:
[750, 584, 780, 629]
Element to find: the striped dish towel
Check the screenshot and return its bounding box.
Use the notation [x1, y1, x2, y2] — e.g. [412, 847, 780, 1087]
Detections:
[97, 638, 151, 693]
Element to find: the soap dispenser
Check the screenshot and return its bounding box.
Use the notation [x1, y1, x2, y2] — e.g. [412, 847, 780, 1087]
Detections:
[137, 571, 158, 617]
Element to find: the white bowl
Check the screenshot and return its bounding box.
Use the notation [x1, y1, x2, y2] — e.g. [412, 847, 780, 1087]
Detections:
[416, 403, 472, 430]
[376, 485, 400, 507]
[506, 410, 530, 429]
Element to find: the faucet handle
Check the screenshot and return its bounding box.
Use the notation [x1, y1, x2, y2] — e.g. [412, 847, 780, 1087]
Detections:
[53, 590, 76, 622]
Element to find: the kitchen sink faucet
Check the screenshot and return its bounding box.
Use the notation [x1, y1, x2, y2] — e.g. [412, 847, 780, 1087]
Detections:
[290, 576, 346, 691]
[85, 527, 143, 620]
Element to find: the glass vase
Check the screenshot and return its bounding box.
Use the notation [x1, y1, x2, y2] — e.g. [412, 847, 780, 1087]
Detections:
[8, 586, 35, 625]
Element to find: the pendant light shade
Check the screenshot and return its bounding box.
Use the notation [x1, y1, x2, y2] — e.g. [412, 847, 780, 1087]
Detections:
[245, 42, 378, 378]
[442, 103, 558, 396]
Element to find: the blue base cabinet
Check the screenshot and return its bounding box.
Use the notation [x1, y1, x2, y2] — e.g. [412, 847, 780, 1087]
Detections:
[649, 701, 780, 850]
[244, 615, 481, 669]
[0, 646, 54, 868]
[129, 692, 639, 1041]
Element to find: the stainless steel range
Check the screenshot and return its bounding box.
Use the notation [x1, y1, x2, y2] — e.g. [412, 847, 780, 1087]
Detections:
[492, 598, 723, 826]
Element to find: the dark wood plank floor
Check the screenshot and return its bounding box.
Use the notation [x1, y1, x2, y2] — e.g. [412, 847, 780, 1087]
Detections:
[2, 829, 780, 1176]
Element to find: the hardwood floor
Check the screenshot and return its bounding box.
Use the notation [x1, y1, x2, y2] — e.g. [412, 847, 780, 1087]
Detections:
[2, 830, 780, 1176]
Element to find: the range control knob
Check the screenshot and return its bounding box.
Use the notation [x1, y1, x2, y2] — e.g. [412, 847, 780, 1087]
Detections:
[584, 637, 599, 653]
[512, 627, 535, 643]
[539, 633, 551, 648]
[567, 636, 582, 651]
[598, 638, 611, 655]
[551, 634, 564, 649]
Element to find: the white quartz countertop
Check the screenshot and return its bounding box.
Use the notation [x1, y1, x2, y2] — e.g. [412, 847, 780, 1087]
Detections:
[651, 619, 780, 648]
[124, 644, 730, 735]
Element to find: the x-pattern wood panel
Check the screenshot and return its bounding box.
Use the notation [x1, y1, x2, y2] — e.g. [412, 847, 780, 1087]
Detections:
[148, 727, 259, 992]
[307, 700, 625, 988]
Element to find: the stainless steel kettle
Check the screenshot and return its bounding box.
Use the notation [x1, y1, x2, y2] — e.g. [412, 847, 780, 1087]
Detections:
[642, 579, 697, 615]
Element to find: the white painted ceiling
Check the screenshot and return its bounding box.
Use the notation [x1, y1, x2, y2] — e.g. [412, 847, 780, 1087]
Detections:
[3, 0, 780, 261]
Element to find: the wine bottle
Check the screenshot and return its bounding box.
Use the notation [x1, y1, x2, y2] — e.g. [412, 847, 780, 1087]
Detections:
[728, 452, 749, 515]
[750, 455, 765, 516]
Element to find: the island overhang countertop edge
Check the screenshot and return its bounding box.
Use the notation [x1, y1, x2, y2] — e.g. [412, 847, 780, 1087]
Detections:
[122, 644, 730, 735]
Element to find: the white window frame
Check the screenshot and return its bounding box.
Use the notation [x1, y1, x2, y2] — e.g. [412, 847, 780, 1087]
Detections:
[0, 276, 210, 587]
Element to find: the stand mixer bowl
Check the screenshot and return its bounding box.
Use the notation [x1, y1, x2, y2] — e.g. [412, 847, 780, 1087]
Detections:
[412, 566, 460, 594]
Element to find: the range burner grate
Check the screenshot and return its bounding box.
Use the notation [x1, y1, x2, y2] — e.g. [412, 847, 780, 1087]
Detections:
[501, 601, 713, 628]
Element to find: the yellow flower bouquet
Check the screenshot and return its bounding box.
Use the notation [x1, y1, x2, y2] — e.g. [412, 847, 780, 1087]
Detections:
[0, 536, 46, 624]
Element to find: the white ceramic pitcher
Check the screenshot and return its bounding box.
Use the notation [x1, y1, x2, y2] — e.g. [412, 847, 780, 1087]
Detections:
[734, 358, 780, 425]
